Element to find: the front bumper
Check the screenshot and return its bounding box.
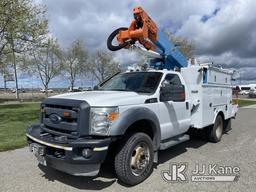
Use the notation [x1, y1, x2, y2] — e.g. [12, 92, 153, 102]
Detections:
[27, 125, 112, 176]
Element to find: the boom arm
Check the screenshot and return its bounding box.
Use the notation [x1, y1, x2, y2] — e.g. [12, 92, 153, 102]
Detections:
[107, 6, 188, 70]
[117, 7, 158, 51]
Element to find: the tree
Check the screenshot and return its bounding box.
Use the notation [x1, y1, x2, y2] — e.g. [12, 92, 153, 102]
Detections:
[0, 60, 8, 90]
[89, 50, 120, 82]
[165, 31, 195, 59]
[0, 54, 8, 87]
[0, 0, 48, 99]
[27, 38, 62, 97]
[62, 40, 88, 91]
[0, 54, 15, 91]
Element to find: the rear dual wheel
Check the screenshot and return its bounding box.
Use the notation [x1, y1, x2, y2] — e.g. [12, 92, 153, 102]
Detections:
[207, 115, 224, 143]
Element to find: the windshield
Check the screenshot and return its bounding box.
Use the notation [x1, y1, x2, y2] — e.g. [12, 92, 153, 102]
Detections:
[99, 72, 163, 93]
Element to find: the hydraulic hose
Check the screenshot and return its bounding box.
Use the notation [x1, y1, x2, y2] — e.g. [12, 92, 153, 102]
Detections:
[107, 27, 129, 51]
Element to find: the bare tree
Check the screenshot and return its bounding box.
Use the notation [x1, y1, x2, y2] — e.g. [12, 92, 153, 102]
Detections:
[0, 54, 15, 91]
[165, 31, 195, 59]
[62, 40, 88, 91]
[27, 38, 62, 97]
[89, 50, 120, 82]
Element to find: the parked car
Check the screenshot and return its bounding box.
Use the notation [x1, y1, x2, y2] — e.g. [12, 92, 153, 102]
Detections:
[11, 88, 25, 93]
[82, 87, 93, 91]
[239, 90, 249, 95]
[40, 89, 53, 93]
[68, 87, 83, 92]
[249, 89, 256, 98]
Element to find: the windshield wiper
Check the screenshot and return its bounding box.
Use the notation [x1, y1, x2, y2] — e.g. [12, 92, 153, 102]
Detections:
[99, 89, 133, 92]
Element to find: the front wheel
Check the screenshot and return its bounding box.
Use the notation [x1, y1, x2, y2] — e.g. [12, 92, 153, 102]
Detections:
[207, 115, 224, 142]
[114, 132, 154, 185]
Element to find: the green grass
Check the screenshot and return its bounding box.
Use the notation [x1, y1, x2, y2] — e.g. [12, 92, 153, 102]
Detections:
[238, 99, 256, 107]
[0, 103, 40, 152]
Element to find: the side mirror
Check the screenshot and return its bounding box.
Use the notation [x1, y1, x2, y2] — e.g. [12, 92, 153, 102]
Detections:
[160, 83, 185, 102]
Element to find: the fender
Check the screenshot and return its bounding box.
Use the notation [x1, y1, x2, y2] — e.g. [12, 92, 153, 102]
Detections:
[213, 109, 225, 124]
[110, 107, 161, 150]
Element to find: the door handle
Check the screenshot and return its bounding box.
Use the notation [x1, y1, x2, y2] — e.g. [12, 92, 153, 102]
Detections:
[186, 102, 189, 110]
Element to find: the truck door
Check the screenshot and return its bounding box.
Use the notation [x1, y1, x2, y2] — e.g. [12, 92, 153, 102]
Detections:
[159, 74, 191, 140]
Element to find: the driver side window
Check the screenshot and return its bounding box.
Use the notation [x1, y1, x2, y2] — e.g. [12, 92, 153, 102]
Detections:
[160, 74, 185, 102]
[164, 74, 182, 85]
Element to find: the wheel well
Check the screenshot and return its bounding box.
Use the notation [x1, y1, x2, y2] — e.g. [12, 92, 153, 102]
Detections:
[217, 111, 225, 121]
[124, 119, 155, 140]
[106, 119, 156, 162]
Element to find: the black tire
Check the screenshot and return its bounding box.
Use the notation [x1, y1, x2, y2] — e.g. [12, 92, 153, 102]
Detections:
[224, 118, 232, 133]
[207, 115, 224, 143]
[114, 132, 154, 185]
[107, 27, 129, 51]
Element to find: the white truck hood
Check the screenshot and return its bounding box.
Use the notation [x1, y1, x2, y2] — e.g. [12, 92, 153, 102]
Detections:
[51, 91, 150, 106]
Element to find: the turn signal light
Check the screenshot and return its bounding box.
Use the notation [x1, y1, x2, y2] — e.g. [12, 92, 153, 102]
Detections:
[63, 111, 71, 118]
[108, 112, 119, 122]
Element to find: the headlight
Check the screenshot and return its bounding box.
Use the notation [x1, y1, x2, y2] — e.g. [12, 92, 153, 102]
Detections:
[90, 107, 119, 135]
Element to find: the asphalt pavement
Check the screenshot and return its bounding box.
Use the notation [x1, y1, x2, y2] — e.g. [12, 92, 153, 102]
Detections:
[0, 107, 256, 192]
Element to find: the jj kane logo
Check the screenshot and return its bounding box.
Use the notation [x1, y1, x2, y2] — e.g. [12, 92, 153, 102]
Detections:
[161, 163, 240, 183]
[161, 163, 188, 182]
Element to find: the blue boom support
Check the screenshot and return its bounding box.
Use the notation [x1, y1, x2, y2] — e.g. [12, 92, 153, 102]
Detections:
[153, 31, 188, 70]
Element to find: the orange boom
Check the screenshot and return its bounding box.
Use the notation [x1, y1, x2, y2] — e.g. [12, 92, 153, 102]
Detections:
[107, 6, 158, 51]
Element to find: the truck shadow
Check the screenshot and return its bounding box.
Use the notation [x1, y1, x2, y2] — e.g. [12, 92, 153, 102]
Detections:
[39, 164, 116, 190]
[38, 136, 208, 190]
[158, 136, 207, 164]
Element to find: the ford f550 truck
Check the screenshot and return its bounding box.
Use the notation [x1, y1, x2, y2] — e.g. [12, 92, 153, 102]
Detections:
[26, 6, 238, 185]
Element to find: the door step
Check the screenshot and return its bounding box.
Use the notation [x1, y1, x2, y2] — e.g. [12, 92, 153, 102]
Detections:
[160, 134, 190, 150]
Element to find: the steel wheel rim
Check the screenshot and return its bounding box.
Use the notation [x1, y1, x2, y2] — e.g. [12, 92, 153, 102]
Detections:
[130, 142, 150, 176]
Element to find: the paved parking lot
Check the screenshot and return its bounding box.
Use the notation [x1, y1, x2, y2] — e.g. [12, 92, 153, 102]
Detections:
[0, 107, 256, 192]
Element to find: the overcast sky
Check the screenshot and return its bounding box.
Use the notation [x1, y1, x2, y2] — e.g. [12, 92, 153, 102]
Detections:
[45, 0, 256, 83]
[2, 0, 256, 88]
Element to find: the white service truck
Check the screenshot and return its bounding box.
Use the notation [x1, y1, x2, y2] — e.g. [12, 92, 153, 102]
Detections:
[26, 62, 238, 185]
[26, 6, 238, 185]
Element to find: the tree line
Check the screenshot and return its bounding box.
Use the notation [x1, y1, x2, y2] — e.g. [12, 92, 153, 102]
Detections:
[23, 38, 119, 96]
[0, 0, 119, 99]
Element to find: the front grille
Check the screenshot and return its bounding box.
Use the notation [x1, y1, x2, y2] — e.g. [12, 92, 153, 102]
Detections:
[42, 104, 79, 138]
[40, 98, 90, 138]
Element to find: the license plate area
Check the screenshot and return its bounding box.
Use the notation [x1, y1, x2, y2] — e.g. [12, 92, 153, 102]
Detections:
[30, 143, 47, 166]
